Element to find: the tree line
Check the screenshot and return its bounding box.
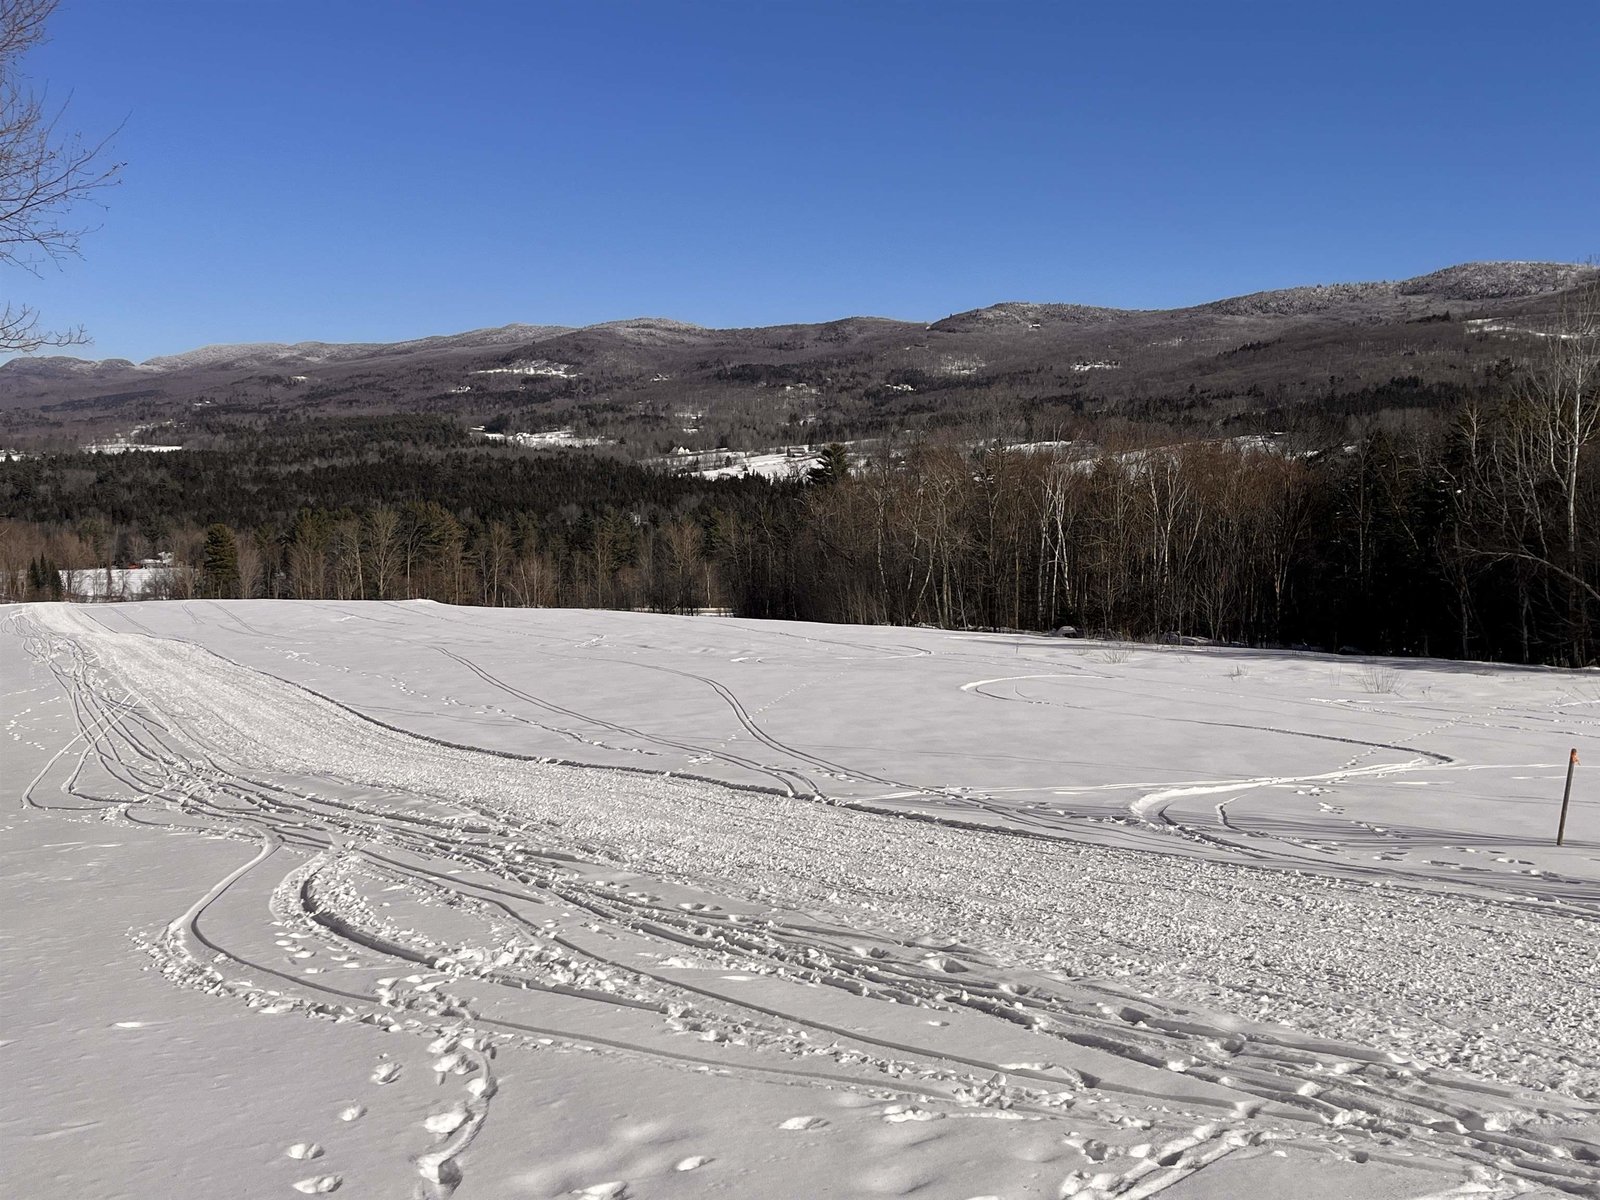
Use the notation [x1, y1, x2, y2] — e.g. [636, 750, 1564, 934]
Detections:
[1, 287, 1595, 666]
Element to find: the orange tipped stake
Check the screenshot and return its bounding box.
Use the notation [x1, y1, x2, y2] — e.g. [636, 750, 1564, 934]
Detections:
[1557, 748, 1578, 847]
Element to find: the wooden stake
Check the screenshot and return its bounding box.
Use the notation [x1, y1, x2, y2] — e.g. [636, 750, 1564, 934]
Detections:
[1557, 748, 1578, 846]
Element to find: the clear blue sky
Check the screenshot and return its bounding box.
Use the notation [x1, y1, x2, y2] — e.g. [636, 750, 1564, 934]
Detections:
[18, 0, 1600, 362]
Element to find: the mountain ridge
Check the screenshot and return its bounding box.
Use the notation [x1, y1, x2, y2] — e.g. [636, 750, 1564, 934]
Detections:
[3, 260, 1594, 448]
[8, 261, 1590, 378]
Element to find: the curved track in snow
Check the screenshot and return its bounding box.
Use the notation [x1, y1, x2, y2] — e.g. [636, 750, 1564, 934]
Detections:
[5, 604, 1598, 1198]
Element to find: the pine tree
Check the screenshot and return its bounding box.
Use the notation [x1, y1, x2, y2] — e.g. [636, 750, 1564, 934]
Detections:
[201, 523, 240, 598]
[809, 443, 850, 485]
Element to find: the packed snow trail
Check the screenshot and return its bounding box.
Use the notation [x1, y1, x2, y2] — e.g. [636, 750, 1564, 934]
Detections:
[5, 603, 1598, 1199]
[139, 597, 1600, 909]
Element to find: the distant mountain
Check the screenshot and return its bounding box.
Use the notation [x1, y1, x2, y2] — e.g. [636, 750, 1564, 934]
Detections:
[1397, 261, 1593, 300]
[1196, 261, 1591, 318]
[126, 324, 574, 375]
[933, 262, 1589, 327]
[0, 355, 152, 381]
[928, 302, 1131, 333]
[2, 262, 1593, 449]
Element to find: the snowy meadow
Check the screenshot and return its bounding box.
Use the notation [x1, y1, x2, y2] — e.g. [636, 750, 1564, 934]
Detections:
[2, 601, 1596, 1199]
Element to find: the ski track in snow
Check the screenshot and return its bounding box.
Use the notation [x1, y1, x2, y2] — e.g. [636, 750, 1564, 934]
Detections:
[4, 602, 1598, 1199]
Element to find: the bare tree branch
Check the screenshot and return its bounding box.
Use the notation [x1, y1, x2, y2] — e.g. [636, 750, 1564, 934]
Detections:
[0, 297, 81, 349]
[1466, 548, 1600, 605]
[0, 0, 122, 353]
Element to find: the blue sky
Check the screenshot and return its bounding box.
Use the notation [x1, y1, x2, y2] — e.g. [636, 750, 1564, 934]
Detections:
[17, 0, 1600, 362]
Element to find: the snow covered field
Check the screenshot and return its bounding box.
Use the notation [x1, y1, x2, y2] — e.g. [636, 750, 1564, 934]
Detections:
[2, 600, 1596, 1199]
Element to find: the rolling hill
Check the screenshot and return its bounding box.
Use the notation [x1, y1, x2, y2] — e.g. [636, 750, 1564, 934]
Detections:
[2, 261, 1592, 452]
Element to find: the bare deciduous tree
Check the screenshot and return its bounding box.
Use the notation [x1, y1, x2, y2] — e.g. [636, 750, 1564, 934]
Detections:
[1526, 278, 1600, 605]
[1, 0, 122, 352]
[361, 506, 401, 599]
[233, 529, 262, 599]
[1448, 275, 1600, 661]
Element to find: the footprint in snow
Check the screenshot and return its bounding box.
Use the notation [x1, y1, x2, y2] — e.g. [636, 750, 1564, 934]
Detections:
[882, 1106, 940, 1124]
[675, 1157, 712, 1172]
[337, 1105, 365, 1122]
[291, 1176, 341, 1194]
[779, 1116, 829, 1131]
[432, 1049, 472, 1078]
[425, 1101, 469, 1137]
[573, 1184, 628, 1199]
[371, 1060, 401, 1085]
[285, 1143, 323, 1160]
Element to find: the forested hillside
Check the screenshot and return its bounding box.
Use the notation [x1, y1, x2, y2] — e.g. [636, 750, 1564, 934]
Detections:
[3, 263, 1593, 461]
[4, 334, 1595, 666]
[3, 268, 1595, 665]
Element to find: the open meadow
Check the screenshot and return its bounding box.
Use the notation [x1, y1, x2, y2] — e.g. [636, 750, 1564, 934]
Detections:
[2, 600, 1596, 1199]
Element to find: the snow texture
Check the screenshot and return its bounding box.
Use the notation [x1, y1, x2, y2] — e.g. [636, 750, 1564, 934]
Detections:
[2, 600, 1596, 1199]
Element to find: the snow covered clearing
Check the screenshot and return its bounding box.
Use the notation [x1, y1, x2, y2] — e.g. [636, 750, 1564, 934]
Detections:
[471, 360, 577, 378]
[655, 445, 830, 480]
[2, 601, 1596, 1199]
[57, 563, 189, 600]
[80, 442, 184, 454]
[693, 448, 822, 480]
[473, 429, 615, 450]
